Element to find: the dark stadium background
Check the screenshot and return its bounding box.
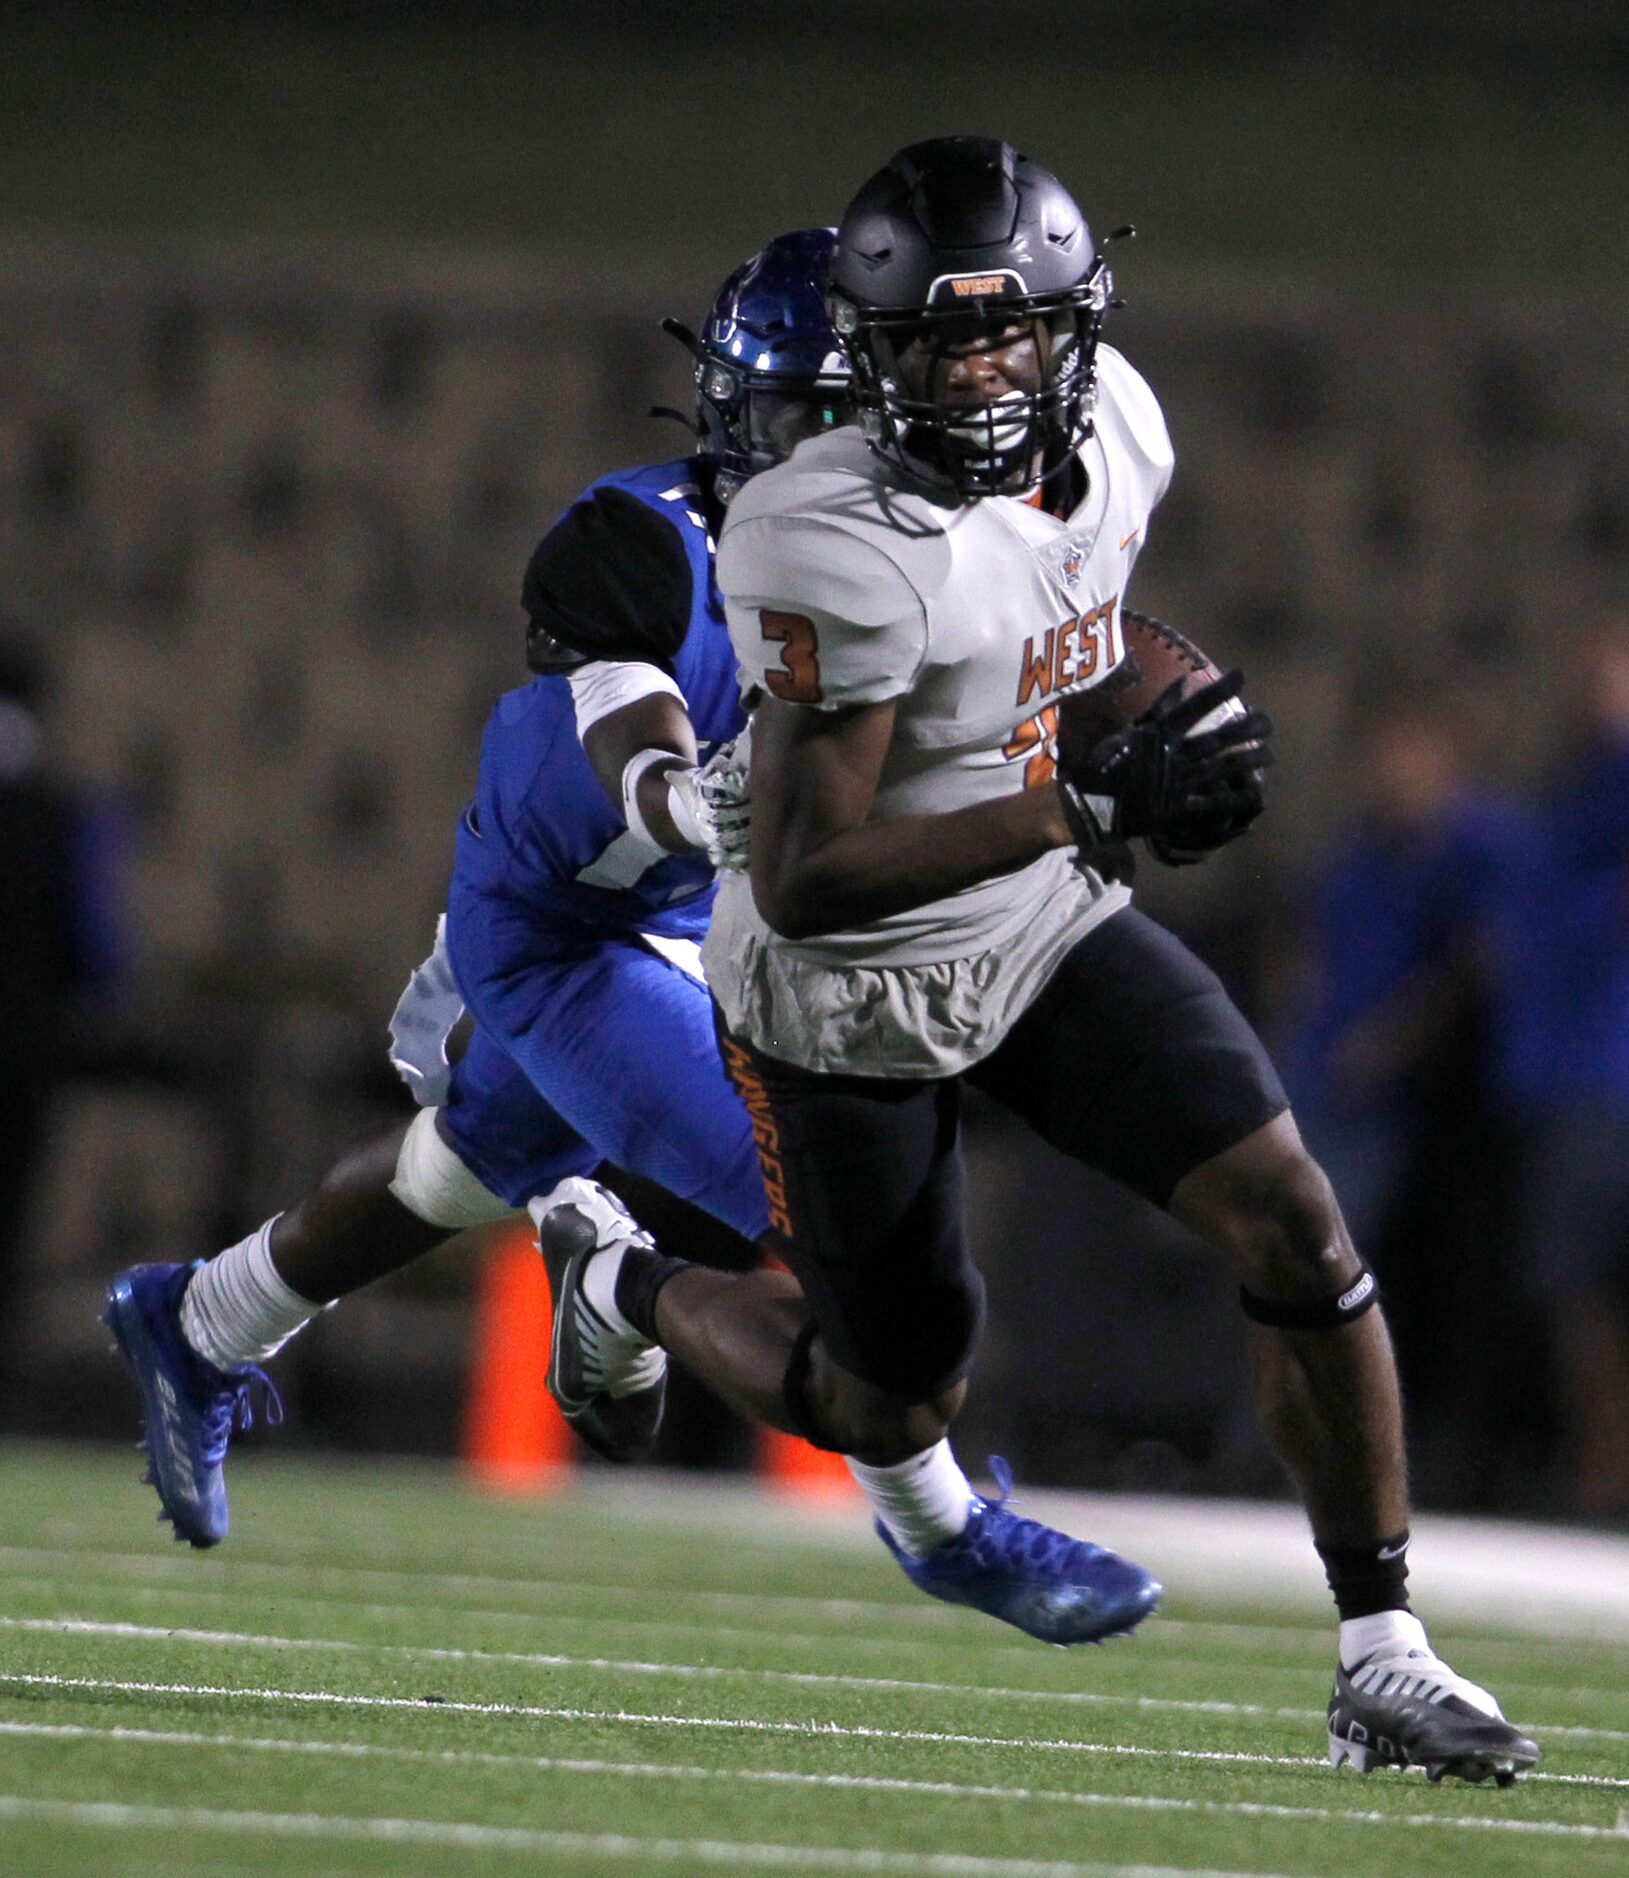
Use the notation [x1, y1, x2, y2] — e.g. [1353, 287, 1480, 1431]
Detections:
[4, 0, 1626, 1520]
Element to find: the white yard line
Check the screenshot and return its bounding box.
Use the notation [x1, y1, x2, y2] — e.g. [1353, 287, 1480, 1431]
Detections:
[0, 1542, 976, 1626]
[0, 1798, 1306, 1877]
[0, 1573, 1130, 1670]
[12, 1459, 1629, 1628]
[0, 1671, 1610, 1793]
[3, 1716, 1626, 1807]
[0, 1670, 1379, 1765]
[3, 1539, 1623, 1667]
[0, 1570, 1165, 1670]
[4, 1614, 1622, 1745]
[1, 1571, 1613, 1708]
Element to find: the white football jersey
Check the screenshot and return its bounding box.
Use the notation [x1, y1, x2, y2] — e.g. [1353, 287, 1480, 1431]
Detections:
[705, 345, 1174, 1075]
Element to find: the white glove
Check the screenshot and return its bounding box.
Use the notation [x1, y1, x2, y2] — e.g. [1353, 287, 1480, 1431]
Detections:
[665, 737, 751, 870]
[387, 915, 464, 1106]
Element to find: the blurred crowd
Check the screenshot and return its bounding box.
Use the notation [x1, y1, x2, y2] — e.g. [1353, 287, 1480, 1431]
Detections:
[0, 635, 131, 1426]
[1279, 611, 1629, 1519]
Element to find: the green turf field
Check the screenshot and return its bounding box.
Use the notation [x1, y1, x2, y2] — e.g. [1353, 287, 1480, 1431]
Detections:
[0, 1444, 1624, 1877]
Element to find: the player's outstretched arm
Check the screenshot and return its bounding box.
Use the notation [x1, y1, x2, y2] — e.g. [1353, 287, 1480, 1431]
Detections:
[749, 695, 1076, 940]
[582, 689, 701, 853]
[582, 687, 750, 868]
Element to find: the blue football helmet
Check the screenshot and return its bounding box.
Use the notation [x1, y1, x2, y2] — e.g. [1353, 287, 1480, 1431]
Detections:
[663, 228, 853, 501]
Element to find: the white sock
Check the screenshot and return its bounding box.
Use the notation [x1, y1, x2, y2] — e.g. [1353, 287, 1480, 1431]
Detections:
[578, 1238, 646, 1342]
[179, 1219, 324, 1371]
[1339, 1608, 1430, 1671]
[847, 1440, 978, 1557]
[530, 1180, 653, 1344]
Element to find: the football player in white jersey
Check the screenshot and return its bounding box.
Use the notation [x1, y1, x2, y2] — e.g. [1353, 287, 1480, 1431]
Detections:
[558, 139, 1536, 1783]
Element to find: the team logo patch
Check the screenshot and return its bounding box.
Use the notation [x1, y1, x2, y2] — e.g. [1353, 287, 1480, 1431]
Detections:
[1038, 524, 1101, 594]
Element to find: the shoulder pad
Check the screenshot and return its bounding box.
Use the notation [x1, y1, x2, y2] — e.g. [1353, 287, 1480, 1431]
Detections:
[1093, 344, 1173, 475]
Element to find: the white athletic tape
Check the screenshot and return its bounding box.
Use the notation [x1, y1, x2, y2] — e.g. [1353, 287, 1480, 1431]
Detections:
[0, 1726, 1621, 1835]
[638, 930, 707, 981]
[388, 1106, 517, 1229]
[620, 745, 683, 852]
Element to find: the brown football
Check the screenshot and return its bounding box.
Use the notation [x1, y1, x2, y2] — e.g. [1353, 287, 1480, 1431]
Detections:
[1055, 609, 1223, 772]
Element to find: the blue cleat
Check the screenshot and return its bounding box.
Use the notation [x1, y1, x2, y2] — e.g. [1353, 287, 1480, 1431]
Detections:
[874, 1458, 1161, 1646]
[103, 1261, 279, 1549]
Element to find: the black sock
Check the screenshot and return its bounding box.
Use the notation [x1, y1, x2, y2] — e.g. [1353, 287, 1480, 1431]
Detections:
[612, 1247, 690, 1343]
[1315, 1532, 1411, 1622]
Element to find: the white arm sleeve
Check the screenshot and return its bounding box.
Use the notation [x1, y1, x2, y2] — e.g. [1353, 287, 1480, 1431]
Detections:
[567, 659, 685, 740]
[718, 516, 928, 710]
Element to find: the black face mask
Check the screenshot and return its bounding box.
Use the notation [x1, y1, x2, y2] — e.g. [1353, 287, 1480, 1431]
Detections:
[745, 388, 857, 468]
[846, 282, 1107, 497]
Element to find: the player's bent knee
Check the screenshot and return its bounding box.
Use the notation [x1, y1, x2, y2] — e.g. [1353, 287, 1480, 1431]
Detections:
[1211, 1146, 1378, 1327]
[1187, 1135, 1353, 1296]
[815, 1380, 958, 1465]
[783, 1326, 960, 1461]
[390, 1108, 519, 1230]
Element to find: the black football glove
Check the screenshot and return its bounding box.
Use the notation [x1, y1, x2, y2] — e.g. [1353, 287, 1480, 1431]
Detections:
[1056, 670, 1273, 865]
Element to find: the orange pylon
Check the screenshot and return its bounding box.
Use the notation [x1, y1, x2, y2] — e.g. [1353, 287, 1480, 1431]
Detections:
[757, 1425, 859, 1499]
[462, 1219, 573, 1494]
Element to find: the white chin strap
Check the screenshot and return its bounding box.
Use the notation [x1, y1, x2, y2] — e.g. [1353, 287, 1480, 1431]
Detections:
[944, 392, 1030, 456]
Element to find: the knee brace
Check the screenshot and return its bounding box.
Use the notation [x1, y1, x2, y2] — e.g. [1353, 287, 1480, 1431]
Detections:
[1239, 1265, 1379, 1330]
[389, 1108, 518, 1230]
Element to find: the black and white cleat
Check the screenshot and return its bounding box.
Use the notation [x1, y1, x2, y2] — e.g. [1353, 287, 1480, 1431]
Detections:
[531, 1178, 667, 1464]
[1328, 1651, 1539, 1787]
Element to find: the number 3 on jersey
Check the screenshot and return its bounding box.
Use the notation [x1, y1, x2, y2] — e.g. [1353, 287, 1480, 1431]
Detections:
[759, 610, 823, 704]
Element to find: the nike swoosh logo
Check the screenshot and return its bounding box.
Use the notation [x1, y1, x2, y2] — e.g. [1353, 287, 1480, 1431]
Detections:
[1376, 1541, 1409, 1560]
[1119, 529, 1141, 550]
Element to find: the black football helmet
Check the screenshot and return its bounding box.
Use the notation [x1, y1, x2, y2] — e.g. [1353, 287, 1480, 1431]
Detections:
[830, 137, 1114, 497]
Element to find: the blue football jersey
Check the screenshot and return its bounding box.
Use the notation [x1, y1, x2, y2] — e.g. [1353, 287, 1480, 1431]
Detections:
[454, 456, 745, 943]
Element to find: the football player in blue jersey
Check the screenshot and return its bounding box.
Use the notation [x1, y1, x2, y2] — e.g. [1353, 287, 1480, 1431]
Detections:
[104, 229, 852, 1539]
